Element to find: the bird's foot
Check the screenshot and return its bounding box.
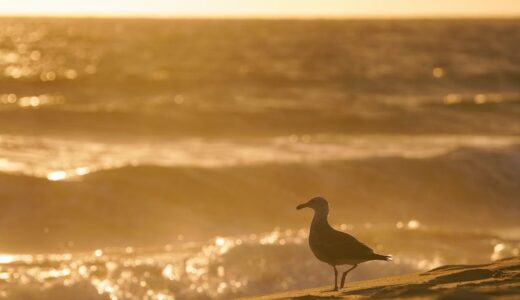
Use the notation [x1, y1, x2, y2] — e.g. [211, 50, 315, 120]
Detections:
[330, 287, 339, 292]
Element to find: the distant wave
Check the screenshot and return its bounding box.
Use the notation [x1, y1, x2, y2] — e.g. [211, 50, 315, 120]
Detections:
[1, 134, 519, 180]
[1, 19, 520, 141]
[1, 144, 519, 252]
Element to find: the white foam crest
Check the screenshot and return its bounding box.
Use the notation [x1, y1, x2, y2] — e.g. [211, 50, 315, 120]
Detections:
[0, 134, 519, 180]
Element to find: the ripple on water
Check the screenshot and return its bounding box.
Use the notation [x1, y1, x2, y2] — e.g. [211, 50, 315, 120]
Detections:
[0, 227, 515, 299]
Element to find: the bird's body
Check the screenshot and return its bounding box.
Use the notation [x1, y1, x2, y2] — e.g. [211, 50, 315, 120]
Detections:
[297, 197, 391, 290]
[309, 215, 385, 265]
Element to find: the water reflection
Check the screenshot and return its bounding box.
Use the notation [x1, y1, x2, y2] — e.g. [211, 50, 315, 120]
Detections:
[0, 93, 65, 108]
[0, 227, 518, 299]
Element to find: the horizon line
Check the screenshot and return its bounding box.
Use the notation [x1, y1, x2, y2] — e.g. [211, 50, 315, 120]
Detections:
[0, 13, 519, 20]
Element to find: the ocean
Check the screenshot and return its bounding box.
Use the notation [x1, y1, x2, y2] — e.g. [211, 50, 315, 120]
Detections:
[0, 18, 519, 299]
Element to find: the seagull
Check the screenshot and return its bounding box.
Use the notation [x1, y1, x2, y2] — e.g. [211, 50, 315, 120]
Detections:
[297, 196, 392, 291]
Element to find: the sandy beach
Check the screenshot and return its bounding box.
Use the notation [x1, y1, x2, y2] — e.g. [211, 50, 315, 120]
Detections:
[245, 257, 520, 300]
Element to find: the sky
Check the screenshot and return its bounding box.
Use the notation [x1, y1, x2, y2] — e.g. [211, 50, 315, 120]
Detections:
[0, 0, 519, 18]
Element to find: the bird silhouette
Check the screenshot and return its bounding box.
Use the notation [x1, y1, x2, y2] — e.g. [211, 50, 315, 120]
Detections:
[297, 196, 392, 291]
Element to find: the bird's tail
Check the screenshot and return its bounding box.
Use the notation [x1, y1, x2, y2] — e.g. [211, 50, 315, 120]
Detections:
[373, 254, 393, 262]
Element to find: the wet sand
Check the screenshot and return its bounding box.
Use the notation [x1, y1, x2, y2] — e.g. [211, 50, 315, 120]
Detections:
[244, 257, 520, 300]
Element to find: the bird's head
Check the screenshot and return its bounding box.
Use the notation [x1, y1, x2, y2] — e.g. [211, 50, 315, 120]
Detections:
[296, 196, 329, 212]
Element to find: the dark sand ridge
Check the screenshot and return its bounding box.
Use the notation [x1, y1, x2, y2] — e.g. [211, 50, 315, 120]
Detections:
[243, 257, 520, 300]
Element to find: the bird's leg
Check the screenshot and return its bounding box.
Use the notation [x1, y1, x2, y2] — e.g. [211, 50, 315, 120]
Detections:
[332, 265, 338, 291]
[340, 264, 358, 289]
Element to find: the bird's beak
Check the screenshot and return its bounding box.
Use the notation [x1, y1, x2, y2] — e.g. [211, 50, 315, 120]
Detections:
[296, 203, 308, 210]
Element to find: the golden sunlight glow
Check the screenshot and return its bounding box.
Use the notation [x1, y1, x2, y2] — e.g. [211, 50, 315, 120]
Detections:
[47, 170, 67, 181]
[0, 0, 519, 17]
[0, 255, 14, 264]
[74, 167, 90, 176]
[215, 237, 226, 246]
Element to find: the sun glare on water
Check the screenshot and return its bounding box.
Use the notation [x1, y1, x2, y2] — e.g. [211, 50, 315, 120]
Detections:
[46, 170, 67, 181]
[46, 167, 91, 181]
[0, 255, 14, 264]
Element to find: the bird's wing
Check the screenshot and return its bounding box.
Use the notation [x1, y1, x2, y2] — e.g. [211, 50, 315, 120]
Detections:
[318, 228, 375, 261]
